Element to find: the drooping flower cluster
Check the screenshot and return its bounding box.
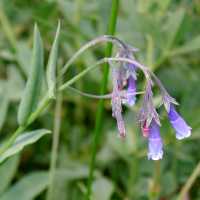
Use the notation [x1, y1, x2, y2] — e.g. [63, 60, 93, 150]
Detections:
[107, 38, 192, 160]
[67, 35, 191, 160]
[110, 47, 138, 138]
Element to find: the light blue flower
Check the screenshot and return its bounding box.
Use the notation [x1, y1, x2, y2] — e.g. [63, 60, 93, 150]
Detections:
[168, 105, 192, 140]
[148, 120, 163, 160]
[126, 76, 136, 106]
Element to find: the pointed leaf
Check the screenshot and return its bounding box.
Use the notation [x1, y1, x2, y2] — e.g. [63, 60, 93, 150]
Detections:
[46, 21, 61, 99]
[17, 24, 44, 125]
[0, 155, 19, 195]
[170, 35, 200, 56]
[0, 172, 49, 200]
[16, 42, 32, 77]
[5, 65, 25, 101]
[165, 8, 185, 50]
[0, 94, 9, 131]
[0, 129, 51, 163]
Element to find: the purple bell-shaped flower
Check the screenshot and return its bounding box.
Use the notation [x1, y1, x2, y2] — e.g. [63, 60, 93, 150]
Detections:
[168, 104, 192, 140]
[126, 76, 136, 106]
[148, 120, 163, 160]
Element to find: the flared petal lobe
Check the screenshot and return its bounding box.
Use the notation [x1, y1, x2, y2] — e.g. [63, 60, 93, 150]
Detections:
[168, 105, 192, 140]
[148, 120, 163, 160]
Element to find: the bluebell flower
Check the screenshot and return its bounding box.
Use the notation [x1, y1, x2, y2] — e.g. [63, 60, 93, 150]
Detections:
[126, 76, 136, 106]
[67, 35, 192, 160]
[148, 120, 163, 160]
[168, 104, 192, 140]
[117, 48, 138, 106]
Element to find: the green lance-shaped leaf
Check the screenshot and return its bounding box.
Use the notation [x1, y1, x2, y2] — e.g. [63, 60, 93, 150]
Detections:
[170, 35, 200, 56]
[17, 24, 44, 125]
[0, 171, 49, 200]
[0, 155, 19, 195]
[165, 8, 185, 50]
[0, 129, 51, 163]
[0, 94, 9, 131]
[46, 21, 61, 99]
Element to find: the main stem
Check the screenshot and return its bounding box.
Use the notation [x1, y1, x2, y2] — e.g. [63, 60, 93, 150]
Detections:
[149, 160, 161, 200]
[85, 1, 119, 199]
[46, 69, 63, 200]
[177, 161, 200, 200]
[46, 90, 63, 200]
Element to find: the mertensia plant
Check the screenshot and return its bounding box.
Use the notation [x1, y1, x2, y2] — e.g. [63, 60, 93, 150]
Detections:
[0, 23, 192, 163]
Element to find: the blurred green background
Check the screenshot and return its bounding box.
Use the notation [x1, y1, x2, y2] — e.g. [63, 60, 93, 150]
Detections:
[0, 0, 200, 199]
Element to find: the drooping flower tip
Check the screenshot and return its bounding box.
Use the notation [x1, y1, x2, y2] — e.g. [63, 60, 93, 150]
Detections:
[117, 118, 126, 138]
[147, 120, 163, 160]
[118, 132, 126, 139]
[168, 105, 192, 140]
[141, 121, 149, 138]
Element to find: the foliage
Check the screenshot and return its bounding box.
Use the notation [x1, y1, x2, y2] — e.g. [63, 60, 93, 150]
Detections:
[0, 0, 200, 200]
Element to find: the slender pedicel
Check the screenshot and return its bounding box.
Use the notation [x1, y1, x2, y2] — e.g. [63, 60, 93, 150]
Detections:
[59, 57, 151, 92]
[66, 86, 144, 99]
[61, 35, 129, 76]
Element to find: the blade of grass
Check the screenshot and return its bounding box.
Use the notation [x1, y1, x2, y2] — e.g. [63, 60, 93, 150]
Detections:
[177, 161, 200, 200]
[85, 1, 119, 199]
[153, 9, 185, 70]
[0, 6, 17, 51]
[0, 6, 26, 78]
